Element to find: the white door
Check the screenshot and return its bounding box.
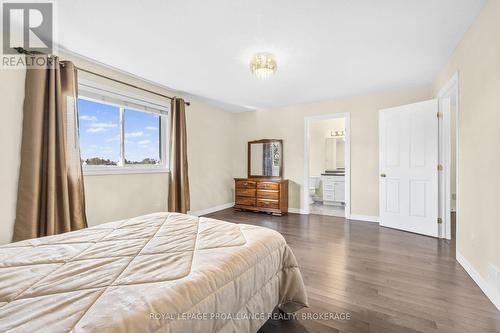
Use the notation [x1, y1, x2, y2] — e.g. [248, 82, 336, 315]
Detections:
[379, 99, 439, 237]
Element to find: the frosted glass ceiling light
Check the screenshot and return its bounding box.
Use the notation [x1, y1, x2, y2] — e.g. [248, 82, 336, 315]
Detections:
[250, 53, 277, 80]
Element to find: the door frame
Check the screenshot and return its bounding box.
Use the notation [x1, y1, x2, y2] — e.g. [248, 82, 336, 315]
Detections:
[303, 112, 351, 219]
[437, 72, 460, 240]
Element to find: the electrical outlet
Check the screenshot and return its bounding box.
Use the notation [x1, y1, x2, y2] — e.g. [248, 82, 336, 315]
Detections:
[487, 263, 500, 293]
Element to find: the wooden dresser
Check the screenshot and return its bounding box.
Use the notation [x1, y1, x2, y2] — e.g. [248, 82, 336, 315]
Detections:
[234, 178, 288, 216]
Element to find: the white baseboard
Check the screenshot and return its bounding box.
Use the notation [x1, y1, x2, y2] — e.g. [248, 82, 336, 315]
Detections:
[188, 202, 234, 217]
[288, 208, 308, 214]
[349, 214, 379, 223]
[456, 251, 500, 311]
[191, 204, 309, 216]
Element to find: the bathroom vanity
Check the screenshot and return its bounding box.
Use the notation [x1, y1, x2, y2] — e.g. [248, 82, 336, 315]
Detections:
[321, 173, 345, 205]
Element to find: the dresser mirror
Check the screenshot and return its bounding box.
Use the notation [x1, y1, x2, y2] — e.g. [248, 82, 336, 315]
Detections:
[248, 139, 283, 178]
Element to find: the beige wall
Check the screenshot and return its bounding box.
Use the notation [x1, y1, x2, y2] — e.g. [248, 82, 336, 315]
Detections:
[434, 0, 500, 283]
[0, 52, 235, 244]
[84, 173, 168, 226]
[0, 69, 25, 245]
[185, 100, 235, 212]
[232, 86, 433, 215]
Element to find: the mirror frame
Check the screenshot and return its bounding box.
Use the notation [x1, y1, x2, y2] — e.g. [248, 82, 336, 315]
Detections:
[247, 139, 284, 179]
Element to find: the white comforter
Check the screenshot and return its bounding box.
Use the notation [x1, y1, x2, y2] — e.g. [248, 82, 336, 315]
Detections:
[0, 212, 308, 332]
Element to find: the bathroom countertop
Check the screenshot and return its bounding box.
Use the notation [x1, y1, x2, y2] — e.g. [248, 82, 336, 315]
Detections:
[321, 173, 345, 176]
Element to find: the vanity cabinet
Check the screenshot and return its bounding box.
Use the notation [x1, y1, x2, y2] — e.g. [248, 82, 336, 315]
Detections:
[322, 175, 345, 205]
[234, 178, 288, 216]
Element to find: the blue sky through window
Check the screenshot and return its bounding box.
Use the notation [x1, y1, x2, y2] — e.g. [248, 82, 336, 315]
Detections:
[78, 98, 161, 165]
[78, 98, 120, 164]
[124, 109, 160, 164]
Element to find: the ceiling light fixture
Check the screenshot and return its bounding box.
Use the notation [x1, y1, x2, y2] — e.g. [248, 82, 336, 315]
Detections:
[250, 53, 277, 80]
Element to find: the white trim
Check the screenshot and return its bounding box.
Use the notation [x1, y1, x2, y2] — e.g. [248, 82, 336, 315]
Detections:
[457, 251, 500, 311]
[288, 208, 308, 215]
[79, 80, 169, 114]
[83, 166, 169, 176]
[189, 204, 309, 216]
[188, 202, 235, 217]
[349, 214, 379, 223]
[161, 114, 170, 171]
[437, 72, 459, 98]
[303, 113, 351, 219]
[438, 97, 451, 239]
[437, 72, 459, 240]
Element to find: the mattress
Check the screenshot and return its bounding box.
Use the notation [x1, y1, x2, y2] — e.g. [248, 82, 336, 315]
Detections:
[0, 212, 308, 332]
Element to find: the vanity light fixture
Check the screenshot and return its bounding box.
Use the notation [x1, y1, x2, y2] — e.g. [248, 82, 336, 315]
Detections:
[330, 130, 345, 137]
[250, 53, 277, 80]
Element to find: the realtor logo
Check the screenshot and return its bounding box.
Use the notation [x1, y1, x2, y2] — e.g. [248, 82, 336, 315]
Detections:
[2, 2, 53, 55]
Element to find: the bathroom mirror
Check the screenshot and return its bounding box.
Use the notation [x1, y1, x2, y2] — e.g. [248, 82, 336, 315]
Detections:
[248, 139, 283, 178]
[335, 139, 345, 169]
[325, 137, 345, 171]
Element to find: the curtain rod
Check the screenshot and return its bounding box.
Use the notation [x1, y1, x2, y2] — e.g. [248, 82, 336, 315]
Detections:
[14, 47, 190, 106]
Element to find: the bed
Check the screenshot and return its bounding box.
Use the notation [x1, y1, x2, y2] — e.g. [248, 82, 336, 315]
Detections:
[0, 212, 308, 332]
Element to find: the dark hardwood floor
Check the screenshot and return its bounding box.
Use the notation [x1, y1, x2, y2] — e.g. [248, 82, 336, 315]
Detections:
[204, 209, 500, 333]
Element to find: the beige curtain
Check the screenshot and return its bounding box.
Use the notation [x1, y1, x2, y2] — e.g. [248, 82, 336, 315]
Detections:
[168, 97, 190, 213]
[13, 56, 87, 241]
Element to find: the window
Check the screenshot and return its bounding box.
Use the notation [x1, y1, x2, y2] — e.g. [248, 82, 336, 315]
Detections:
[78, 99, 121, 166]
[124, 109, 161, 165]
[78, 80, 169, 175]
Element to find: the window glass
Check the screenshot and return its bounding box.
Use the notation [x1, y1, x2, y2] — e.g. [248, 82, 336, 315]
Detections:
[124, 109, 161, 165]
[78, 98, 120, 166]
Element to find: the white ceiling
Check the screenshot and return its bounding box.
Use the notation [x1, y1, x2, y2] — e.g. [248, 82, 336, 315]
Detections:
[56, 0, 484, 111]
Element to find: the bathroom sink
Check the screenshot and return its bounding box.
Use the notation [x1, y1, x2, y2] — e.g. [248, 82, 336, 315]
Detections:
[321, 170, 345, 176]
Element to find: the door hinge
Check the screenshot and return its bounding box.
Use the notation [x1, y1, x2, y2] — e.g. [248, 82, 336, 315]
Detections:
[438, 164, 443, 171]
[437, 111, 443, 118]
[437, 218, 443, 224]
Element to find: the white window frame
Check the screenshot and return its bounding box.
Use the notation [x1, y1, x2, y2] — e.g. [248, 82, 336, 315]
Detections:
[78, 79, 170, 176]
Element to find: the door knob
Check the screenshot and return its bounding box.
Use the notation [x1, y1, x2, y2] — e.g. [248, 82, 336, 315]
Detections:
[380, 173, 386, 177]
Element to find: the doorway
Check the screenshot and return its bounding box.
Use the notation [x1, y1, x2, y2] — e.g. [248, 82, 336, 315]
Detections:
[304, 113, 351, 218]
[378, 74, 458, 239]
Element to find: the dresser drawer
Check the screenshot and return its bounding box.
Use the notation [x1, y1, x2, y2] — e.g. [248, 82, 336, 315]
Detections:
[257, 190, 279, 200]
[236, 180, 256, 188]
[235, 197, 256, 207]
[256, 199, 280, 209]
[235, 188, 256, 197]
[257, 182, 279, 190]
[234, 178, 288, 215]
